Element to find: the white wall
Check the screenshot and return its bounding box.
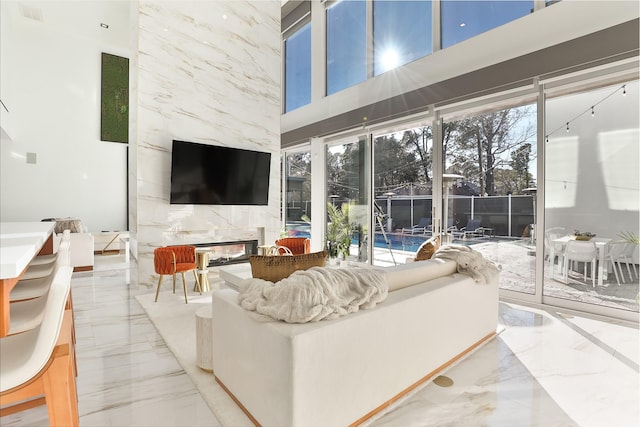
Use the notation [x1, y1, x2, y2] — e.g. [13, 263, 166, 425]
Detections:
[135, 1, 281, 285]
[0, 1, 130, 232]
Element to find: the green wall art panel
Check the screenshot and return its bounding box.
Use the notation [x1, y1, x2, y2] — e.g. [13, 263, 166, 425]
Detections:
[101, 53, 129, 143]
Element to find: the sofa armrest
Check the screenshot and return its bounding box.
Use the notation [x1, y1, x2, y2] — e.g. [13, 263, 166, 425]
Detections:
[382, 258, 458, 291]
[63, 233, 94, 270]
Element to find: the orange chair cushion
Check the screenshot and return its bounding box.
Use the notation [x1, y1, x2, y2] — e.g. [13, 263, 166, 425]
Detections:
[154, 246, 197, 274]
[275, 238, 311, 255]
[175, 262, 197, 273]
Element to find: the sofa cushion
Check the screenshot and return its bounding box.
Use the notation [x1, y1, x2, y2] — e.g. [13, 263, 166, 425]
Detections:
[249, 251, 327, 283]
[414, 234, 440, 261]
[384, 258, 457, 292]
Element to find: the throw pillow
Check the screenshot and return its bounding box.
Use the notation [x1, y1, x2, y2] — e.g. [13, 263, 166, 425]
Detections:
[249, 251, 328, 283]
[52, 218, 83, 234]
[414, 234, 441, 261]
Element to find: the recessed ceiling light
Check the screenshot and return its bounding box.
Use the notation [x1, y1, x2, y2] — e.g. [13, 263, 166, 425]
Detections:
[459, 22, 466, 27]
[222, 14, 228, 20]
[100, 23, 109, 29]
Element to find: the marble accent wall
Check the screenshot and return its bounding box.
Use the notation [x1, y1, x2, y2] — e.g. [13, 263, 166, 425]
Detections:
[136, 1, 281, 285]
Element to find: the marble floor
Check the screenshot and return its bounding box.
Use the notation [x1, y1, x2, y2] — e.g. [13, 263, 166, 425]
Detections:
[1, 254, 638, 427]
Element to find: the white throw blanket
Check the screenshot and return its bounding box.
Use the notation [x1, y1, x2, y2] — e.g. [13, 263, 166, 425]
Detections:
[432, 244, 501, 285]
[238, 266, 387, 323]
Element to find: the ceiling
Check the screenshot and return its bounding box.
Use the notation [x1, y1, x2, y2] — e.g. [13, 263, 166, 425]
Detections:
[4, 0, 131, 49]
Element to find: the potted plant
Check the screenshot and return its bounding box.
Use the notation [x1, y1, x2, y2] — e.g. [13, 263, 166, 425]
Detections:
[618, 230, 639, 245]
[326, 202, 353, 261]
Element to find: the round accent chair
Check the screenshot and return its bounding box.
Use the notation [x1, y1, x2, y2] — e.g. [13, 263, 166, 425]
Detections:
[154, 245, 202, 304]
[274, 237, 311, 256]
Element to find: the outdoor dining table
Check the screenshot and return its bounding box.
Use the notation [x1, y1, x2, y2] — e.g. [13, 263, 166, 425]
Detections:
[550, 235, 612, 287]
[0, 221, 55, 337]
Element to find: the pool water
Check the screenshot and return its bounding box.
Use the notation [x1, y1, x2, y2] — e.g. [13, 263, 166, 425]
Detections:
[372, 232, 520, 252]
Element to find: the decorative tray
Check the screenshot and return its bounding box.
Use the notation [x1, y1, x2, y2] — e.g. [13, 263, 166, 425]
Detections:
[572, 235, 593, 241]
[571, 231, 595, 241]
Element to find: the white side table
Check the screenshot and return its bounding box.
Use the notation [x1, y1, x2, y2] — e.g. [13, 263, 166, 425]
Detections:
[195, 306, 213, 373]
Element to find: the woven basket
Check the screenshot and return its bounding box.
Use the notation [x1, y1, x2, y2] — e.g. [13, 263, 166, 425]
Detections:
[249, 251, 328, 282]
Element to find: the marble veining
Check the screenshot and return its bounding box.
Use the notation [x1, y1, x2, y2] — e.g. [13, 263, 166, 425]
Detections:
[135, 0, 281, 287]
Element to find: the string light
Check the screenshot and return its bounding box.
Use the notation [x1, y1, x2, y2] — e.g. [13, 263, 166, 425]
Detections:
[545, 83, 627, 143]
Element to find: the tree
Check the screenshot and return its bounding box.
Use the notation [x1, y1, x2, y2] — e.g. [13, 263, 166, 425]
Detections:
[510, 142, 533, 192]
[327, 148, 348, 199]
[373, 134, 421, 194]
[285, 152, 312, 219]
[446, 106, 535, 196]
[401, 127, 432, 190]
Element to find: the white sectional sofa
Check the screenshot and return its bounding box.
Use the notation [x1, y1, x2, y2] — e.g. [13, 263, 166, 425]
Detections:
[53, 231, 94, 271]
[211, 259, 499, 427]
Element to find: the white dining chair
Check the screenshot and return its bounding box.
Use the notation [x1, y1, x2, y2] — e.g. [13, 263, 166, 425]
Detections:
[608, 241, 638, 284]
[20, 261, 56, 281]
[7, 246, 72, 335]
[562, 240, 597, 287]
[10, 239, 70, 303]
[8, 293, 50, 335]
[605, 241, 626, 286]
[544, 227, 566, 271]
[0, 266, 78, 426]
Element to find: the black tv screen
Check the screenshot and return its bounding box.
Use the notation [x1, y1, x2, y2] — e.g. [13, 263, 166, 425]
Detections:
[170, 140, 271, 205]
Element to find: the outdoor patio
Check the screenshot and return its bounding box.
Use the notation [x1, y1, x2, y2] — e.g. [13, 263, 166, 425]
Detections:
[369, 233, 639, 314]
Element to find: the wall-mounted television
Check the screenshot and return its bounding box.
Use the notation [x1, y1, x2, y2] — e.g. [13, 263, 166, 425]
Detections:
[170, 140, 271, 205]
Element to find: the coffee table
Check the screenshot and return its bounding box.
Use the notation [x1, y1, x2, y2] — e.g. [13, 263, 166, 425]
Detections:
[218, 263, 253, 291]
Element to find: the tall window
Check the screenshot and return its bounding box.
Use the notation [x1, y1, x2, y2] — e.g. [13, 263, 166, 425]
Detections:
[326, 0, 367, 95]
[544, 80, 639, 313]
[284, 22, 311, 113]
[443, 105, 538, 294]
[284, 151, 312, 238]
[326, 139, 370, 263]
[441, 1, 533, 49]
[372, 126, 434, 266]
[373, 0, 432, 76]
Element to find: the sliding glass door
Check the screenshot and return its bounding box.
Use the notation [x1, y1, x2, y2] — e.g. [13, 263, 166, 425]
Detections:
[283, 150, 312, 238]
[309, 74, 637, 320]
[371, 125, 434, 266]
[442, 104, 538, 294]
[326, 137, 370, 263]
[543, 80, 639, 313]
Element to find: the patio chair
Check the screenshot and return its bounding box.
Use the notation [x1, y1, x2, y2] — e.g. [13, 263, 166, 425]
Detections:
[154, 245, 202, 304]
[453, 218, 483, 239]
[544, 227, 567, 271]
[608, 241, 638, 284]
[275, 237, 311, 255]
[401, 217, 431, 235]
[605, 241, 627, 286]
[562, 240, 597, 287]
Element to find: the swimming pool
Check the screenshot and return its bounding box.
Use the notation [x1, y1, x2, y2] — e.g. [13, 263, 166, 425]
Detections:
[373, 232, 522, 252]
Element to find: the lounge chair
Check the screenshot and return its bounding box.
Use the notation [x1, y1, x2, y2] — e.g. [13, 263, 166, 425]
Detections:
[452, 218, 483, 239]
[402, 217, 431, 235]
